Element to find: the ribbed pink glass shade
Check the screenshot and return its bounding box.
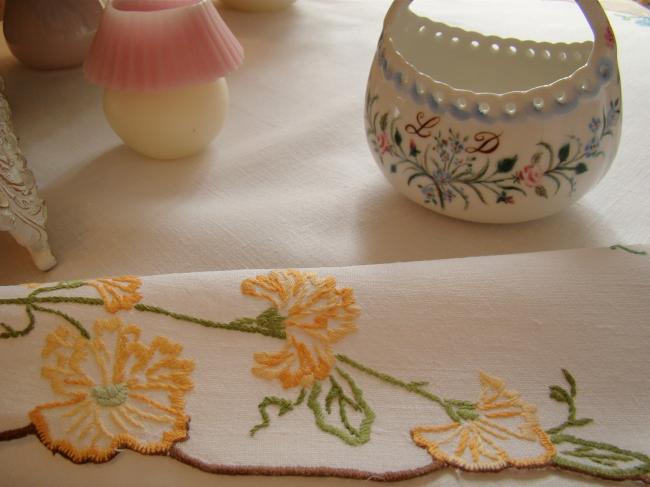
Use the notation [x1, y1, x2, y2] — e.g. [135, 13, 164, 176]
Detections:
[84, 0, 244, 91]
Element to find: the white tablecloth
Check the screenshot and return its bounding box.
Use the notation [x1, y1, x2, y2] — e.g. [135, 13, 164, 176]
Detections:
[0, 0, 649, 285]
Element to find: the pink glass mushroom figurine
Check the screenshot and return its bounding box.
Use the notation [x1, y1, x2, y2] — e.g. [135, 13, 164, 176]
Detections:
[84, 0, 244, 159]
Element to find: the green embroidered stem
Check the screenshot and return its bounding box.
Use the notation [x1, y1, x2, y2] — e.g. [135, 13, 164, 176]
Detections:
[1, 285, 285, 340]
[546, 369, 593, 435]
[30, 304, 90, 339]
[250, 389, 306, 437]
[0, 298, 32, 305]
[0, 297, 103, 306]
[28, 281, 85, 298]
[0, 296, 100, 340]
[610, 245, 647, 255]
[307, 368, 374, 446]
[551, 433, 650, 479]
[336, 353, 462, 422]
[0, 305, 35, 339]
[35, 297, 104, 306]
[133, 304, 286, 339]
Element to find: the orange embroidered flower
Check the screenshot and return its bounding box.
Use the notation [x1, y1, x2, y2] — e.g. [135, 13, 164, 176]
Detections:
[411, 372, 555, 472]
[29, 317, 194, 463]
[241, 270, 359, 389]
[87, 276, 143, 313]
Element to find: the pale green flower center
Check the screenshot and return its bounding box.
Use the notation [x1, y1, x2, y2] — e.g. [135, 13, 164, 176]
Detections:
[456, 407, 480, 422]
[91, 383, 128, 407]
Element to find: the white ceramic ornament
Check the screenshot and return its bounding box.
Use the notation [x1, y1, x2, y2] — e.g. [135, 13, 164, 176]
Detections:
[365, 0, 621, 223]
[0, 79, 56, 271]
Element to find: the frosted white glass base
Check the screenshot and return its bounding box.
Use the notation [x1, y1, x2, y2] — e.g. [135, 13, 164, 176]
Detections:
[103, 79, 229, 160]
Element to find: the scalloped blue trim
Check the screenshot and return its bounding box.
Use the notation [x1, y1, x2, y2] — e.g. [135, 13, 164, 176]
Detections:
[376, 46, 616, 123]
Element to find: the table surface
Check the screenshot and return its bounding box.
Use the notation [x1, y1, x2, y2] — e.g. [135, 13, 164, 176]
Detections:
[1, 0, 649, 285]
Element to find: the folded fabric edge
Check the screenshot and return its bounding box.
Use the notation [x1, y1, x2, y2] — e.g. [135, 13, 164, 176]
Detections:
[6, 244, 646, 289]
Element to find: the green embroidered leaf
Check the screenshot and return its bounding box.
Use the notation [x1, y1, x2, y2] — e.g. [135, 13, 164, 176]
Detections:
[250, 390, 305, 437]
[562, 368, 577, 397]
[379, 113, 388, 131]
[558, 143, 571, 163]
[535, 185, 548, 198]
[552, 433, 650, 480]
[496, 156, 518, 173]
[254, 308, 286, 337]
[394, 129, 403, 147]
[575, 162, 588, 174]
[456, 407, 480, 421]
[61, 280, 85, 288]
[446, 399, 475, 408]
[307, 368, 375, 446]
[546, 370, 596, 435]
[549, 385, 571, 404]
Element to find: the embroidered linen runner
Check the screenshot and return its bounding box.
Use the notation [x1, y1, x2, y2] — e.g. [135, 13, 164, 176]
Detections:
[1, 246, 648, 484]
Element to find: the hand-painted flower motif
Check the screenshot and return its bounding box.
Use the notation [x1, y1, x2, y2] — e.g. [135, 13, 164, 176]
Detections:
[29, 317, 194, 463]
[604, 26, 616, 49]
[518, 164, 543, 188]
[420, 184, 437, 204]
[241, 270, 359, 389]
[409, 139, 420, 157]
[411, 372, 556, 472]
[377, 131, 392, 154]
[588, 117, 602, 133]
[497, 192, 515, 205]
[366, 92, 621, 210]
[87, 276, 143, 313]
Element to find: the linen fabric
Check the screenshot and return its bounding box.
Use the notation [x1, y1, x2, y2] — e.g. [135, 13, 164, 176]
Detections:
[0, 246, 649, 486]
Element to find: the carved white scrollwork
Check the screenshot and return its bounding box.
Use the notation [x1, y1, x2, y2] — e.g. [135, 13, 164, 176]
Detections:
[0, 78, 56, 271]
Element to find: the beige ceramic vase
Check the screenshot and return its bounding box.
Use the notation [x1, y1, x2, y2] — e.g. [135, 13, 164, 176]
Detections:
[3, 0, 104, 70]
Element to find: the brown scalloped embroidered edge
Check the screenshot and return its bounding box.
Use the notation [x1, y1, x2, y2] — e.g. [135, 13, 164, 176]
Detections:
[168, 444, 443, 481]
[0, 423, 442, 481]
[0, 421, 190, 465]
[2, 423, 650, 484]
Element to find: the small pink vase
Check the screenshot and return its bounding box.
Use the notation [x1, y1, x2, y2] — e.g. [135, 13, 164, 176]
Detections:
[3, 0, 104, 70]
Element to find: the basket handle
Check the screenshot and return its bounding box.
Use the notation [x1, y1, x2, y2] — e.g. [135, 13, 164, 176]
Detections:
[385, 0, 617, 56]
